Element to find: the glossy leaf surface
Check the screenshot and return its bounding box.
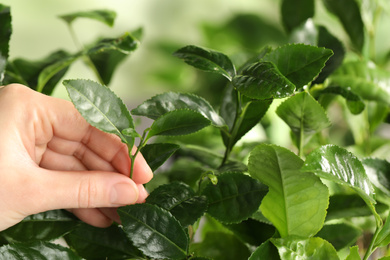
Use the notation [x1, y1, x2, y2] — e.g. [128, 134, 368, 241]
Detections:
[317, 86, 365, 114]
[64, 79, 134, 144]
[173, 45, 236, 80]
[141, 143, 180, 171]
[232, 61, 295, 100]
[148, 109, 211, 137]
[132, 92, 226, 128]
[248, 144, 329, 237]
[118, 204, 188, 259]
[65, 223, 143, 259]
[201, 172, 268, 224]
[276, 92, 330, 146]
[271, 236, 339, 260]
[0, 210, 79, 243]
[329, 61, 390, 105]
[0, 241, 82, 259]
[59, 9, 116, 27]
[0, 4, 11, 85]
[262, 44, 333, 89]
[363, 158, 390, 196]
[281, 0, 314, 32]
[322, 0, 364, 52]
[146, 182, 208, 226]
[87, 32, 139, 85]
[302, 145, 376, 204]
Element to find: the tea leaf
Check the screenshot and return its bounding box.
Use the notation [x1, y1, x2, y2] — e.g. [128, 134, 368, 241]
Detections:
[0, 4, 11, 85]
[329, 61, 390, 105]
[276, 92, 331, 147]
[147, 109, 211, 137]
[65, 223, 143, 259]
[316, 86, 365, 115]
[271, 236, 339, 260]
[316, 223, 362, 251]
[249, 240, 280, 260]
[146, 182, 208, 226]
[322, 0, 364, 52]
[248, 144, 329, 238]
[173, 45, 236, 80]
[86, 32, 139, 85]
[345, 246, 360, 260]
[363, 158, 390, 196]
[0, 210, 79, 243]
[132, 92, 226, 128]
[118, 204, 188, 259]
[201, 172, 268, 224]
[302, 145, 376, 204]
[141, 143, 180, 171]
[281, 0, 314, 32]
[0, 241, 82, 259]
[63, 79, 134, 144]
[190, 232, 251, 260]
[262, 44, 333, 89]
[232, 61, 295, 100]
[59, 9, 116, 27]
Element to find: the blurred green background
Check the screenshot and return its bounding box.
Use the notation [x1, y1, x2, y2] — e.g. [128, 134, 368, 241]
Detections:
[1, 0, 281, 105]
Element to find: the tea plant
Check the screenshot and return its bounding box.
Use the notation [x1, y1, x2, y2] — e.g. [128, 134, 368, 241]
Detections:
[1, 1, 390, 260]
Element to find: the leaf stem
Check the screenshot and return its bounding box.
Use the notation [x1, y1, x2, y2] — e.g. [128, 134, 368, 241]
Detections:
[129, 128, 149, 179]
[363, 226, 381, 260]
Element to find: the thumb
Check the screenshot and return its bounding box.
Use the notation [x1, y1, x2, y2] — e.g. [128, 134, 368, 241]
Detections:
[33, 169, 141, 213]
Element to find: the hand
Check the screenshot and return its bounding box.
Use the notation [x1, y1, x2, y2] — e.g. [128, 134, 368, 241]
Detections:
[0, 84, 153, 231]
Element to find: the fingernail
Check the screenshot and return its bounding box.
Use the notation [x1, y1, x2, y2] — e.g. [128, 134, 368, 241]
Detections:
[110, 183, 138, 205]
[136, 184, 149, 203]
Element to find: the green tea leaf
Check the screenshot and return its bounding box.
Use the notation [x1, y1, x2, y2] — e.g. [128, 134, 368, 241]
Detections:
[132, 92, 226, 128]
[249, 240, 280, 260]
[262, 44, 333, 89]
[0, 210, 79, 243]
[59, 9, 116, 27]
[146, 182, 208, 226]
[302, 145, 376, 204]
[141, 143, 180, 171]
[190, 232, 251, 260]
[363, 158, 390, 196]
[65, 223, 143, 259]
[248, 144, 329, 238]
[345, 246, 361, 260]
[86, 32, 139, 85]
[329, 61, 390, 105]
[224, 219, 275, 246]
[276, 92, 331, 147]
[322, 0, 364, 52]
[63, 79, 134, 144]
[0, 4, 11, 85]
[316, 223, 362, 251]
[5, 50, 72, 95]
[316, 86, 365, 115]
[281, 0, 314, 32]
[173, 45, 236, 80]
[232, 61, 295, 100]
[374, 212, 390, 247]
[0, 241, 82, 259]
[314, 26, 345, 84]
[118, 203, 188, 259]
[271, 236, 339, 260]
[37, 55, 78, 93]
[326, 194, 387, 221]
[201, 172, 268, 224]
[147, 109, 211, 137]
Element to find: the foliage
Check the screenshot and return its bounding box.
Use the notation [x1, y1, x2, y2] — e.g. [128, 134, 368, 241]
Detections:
[1, 0, 390, 259]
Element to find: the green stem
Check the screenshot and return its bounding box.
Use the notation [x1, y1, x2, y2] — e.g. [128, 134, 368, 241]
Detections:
[363, 226, 381, 260]
[298, 121, 304, 158]
[129, 129, 149, 179]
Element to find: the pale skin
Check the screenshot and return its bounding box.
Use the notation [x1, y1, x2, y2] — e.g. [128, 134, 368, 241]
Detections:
[0, 84, 153, 231]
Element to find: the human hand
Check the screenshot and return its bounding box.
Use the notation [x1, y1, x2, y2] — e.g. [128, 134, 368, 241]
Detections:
[0, 84, 153, 231]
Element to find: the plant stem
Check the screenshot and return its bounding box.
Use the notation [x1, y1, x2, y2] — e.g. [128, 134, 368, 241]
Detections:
[363, 226, 381, 260]
[129, 129, 149, 179]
